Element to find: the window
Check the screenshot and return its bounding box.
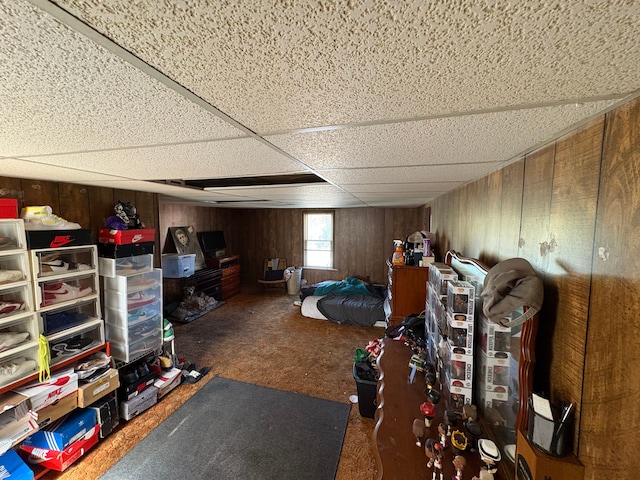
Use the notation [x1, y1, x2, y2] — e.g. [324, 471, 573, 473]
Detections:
[304, 211, 334, 268]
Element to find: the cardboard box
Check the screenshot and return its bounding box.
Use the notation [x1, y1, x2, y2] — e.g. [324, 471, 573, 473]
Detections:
[36, 391, 78, 428]
[13, 369, 78, 412]
[88, 394, 119, 439]
[21, 423, 99, 472]
[446, 311, 474, 355]
[0, 413, 39, 452]
[25, 230, 92, 250]
[0, 392, 30, 426]
[479, 314, 512, 357]
[0, 199, 19, 219]
[446, 384, 473, 411]
[446, 280, 475, 319]
[98, 241, 155, 259]
[161, 253, 195, 278]
[0, 448, 34, 480]
[477, 351, 512, 391]
[98, 228, 156, 245]
[154, 367, 182, 399]
[77, 369, 120, 407]
[22, 408, 96, 451]
[476, 384, 510, 411]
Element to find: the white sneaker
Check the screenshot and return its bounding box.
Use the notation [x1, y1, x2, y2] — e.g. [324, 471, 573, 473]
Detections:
[0, 332, 30, 352]
[0, 358, 37, 381]
[21, 206, 81, 230]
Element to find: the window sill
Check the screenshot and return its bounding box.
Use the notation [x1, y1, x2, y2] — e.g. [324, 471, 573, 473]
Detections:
[301, 266, 337, 272]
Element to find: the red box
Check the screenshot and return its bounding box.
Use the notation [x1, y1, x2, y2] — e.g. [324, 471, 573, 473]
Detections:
[20, 423, 99, 472]
[0, 199, 18, 219]
[99, 228, 156, 245]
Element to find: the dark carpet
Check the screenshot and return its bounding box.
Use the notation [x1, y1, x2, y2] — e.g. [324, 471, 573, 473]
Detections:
[99, 376, 351, 480]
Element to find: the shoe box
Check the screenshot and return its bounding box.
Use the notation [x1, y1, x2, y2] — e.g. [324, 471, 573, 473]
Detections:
[0, 199, 18, 219]
[154, 367, 182, 400]
[98, 228, 156, 245]
[25, 229, 93, 250]
[0, 448, 34, 480]
[78, 368, 120, 407]
[36, 391, 78, 428]
[20, 423, 100, 472]
[22, 407, 97, 451]
[88, 394, 119, 438]
[0, 392, 38, 448]
[118, 360, 157, 401]
[13, 368, 79, 412]
[98, 242, 155, 259]
[120, 385, 158, 421]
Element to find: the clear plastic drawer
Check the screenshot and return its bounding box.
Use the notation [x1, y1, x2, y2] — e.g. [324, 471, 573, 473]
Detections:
[31, 246, 97, 280]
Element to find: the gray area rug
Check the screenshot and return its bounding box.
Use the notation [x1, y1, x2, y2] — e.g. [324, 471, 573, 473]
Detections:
[100, 376, 351, 480]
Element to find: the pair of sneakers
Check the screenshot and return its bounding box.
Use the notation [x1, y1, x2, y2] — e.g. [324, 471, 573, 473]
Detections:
[21, 206, 81, 230]
[163, 318, 174, 342]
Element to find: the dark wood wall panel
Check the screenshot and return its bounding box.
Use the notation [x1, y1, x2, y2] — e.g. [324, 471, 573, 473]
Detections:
[586, 100, 640, 478]
[430, 97, 640, 480]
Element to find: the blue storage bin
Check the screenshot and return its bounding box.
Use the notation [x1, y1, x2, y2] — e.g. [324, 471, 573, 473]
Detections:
[161, 254, 195, 278]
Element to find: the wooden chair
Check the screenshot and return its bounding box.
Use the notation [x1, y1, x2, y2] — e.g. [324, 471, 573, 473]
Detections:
[257, 258, 288, 294]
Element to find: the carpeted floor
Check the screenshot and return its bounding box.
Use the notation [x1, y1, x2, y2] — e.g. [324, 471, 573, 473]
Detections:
[47, 286, 384, 480]
[99, 377, 351, 480]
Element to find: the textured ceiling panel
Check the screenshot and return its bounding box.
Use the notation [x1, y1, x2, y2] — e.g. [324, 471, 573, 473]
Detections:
[19, 138, 309, 180]
[204, 184, 357, 202]
[267, 100, 619, 169]
[320, 163, 503, 185]
[345, 182, 462, 193]
[0, 158, 129, 182]
[55, 0, 640, 132]
[0, 1, 244, 157]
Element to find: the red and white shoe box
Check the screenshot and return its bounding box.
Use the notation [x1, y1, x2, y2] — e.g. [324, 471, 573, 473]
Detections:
[13, 368, 78, 412]
[98, 228, 156, 245]
[154, 367, 182, 399]
[120, 385, 158, 421]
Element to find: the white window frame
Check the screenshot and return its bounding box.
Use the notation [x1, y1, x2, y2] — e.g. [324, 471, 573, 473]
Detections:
[303, 211, 334, 269]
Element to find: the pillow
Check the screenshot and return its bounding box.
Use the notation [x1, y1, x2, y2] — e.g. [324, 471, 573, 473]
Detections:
[264, 269, 284, 281]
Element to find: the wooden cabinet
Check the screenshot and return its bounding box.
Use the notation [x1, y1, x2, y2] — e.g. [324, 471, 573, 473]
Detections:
[207, 255, 240, 300]
[515, 430, 583, 480]
[386, 263, 428, 325]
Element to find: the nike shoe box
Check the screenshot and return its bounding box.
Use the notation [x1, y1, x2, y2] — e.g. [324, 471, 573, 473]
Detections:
[22, 407, 97, 451]
[13, 368, 79, 412]
[120, 385, 158, 421]
[26, 229, 93, 250]
[154, 367, 182, 399]
[20, 423, 100, 472]
[36, 391, 78, 428]
[98, 241, 155, 258]
[0, 199, 19, 219]
[88, 394, 119, 438]
[118, 367, 157, 402]
[0, 448, 34, 480]
[98, 228, 156, 245]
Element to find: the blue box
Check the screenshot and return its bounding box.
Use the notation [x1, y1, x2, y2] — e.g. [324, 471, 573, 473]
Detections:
[22, 408, 96, 451]
[0, 448, 33, 479]
[161, 253, 195, 278]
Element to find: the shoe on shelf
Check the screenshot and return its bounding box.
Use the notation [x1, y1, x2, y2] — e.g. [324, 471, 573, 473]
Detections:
[127, 292, 156, 309]
[0, 357, 37, 382]
[0, 331, 30, 353]
[21, 206, 81, 230]
[0, 237, 17, 250]
[43, 282, 92, 305]
[0, 301, 25, 316]
[40, 260, 70, 276]
[163, 326, 174, 342]
[0, 270, 24, 284]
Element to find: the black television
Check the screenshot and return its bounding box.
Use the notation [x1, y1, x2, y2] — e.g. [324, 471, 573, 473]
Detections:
[199, 230, 226, 257]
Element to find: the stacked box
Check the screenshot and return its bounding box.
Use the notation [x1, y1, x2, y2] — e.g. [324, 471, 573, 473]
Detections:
[479, 314, 512, 357]
[446, 311, 474, 355]
[446, 280, 475, 322]
[477, 351, 511, 392]
[444, 342, 474, 389]
[88, 394, 119, 438]
[476, 384, 510, 411]
[120, 385, 158, 421]
[429, 263, 458, 298]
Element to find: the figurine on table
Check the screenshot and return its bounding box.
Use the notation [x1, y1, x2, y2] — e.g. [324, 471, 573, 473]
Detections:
[452, 454, 466, 480]
[471, 439, 501, 480]
[412, 418, 426, 447]
[424, 438, 443, 480]
[437, 422, 447, 449]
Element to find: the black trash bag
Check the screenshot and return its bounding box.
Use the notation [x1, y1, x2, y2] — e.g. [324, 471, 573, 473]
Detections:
[355, 360, 378, 382]
[385, 312, 426, 344]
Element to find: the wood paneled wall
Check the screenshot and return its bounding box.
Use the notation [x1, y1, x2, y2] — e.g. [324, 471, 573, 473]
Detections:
[429, 97, 640, 480]
[159, 203, 425, 287]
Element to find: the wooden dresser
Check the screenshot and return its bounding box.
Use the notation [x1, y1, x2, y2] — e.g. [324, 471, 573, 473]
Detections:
[386, 262, 429, 325]
[207, 255, 240, 300]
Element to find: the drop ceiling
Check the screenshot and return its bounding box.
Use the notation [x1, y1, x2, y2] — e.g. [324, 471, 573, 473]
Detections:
[1, 0, 639, 208]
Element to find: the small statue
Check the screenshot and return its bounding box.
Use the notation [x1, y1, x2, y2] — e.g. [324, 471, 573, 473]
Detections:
[462, 404, 478, 421]
[472, 438, 501, 479]
[452, 454, 466, 480]
[420, 401, 436, 427]
[412, 418, 426, 447]
[437, 422, 447, 449]
[424, 438, 443, 480]
[444, 409, 457, 436]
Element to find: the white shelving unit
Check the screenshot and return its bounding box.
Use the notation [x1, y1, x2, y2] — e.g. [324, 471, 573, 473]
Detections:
[0, 219, 40, 388]
[101, 254, 163, 365]
[29, 244, 105, 368]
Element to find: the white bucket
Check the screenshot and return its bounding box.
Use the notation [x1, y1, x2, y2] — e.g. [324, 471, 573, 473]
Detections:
[287, 267, 303, 295]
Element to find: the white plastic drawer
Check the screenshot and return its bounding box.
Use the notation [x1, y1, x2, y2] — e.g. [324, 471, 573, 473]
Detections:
[0, 314, 39, 356]
[105, 300, 161, 329]
[36, 273, 99, 310]
[109, 333, 161, 364]
[0, 220, 27, 252]
[39, 297, 100, 335]
[105, 315, 161, 347]
[105, 283, 161, 313]
[0, 343, 39, 389]
[99, 254, 153, 278]
[104, 268, 161, 294]
[0, 284, 34, 321]
[47, 318, 105, 366]
[0, 252, 30, 286]
[30, 245, 98, 281]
